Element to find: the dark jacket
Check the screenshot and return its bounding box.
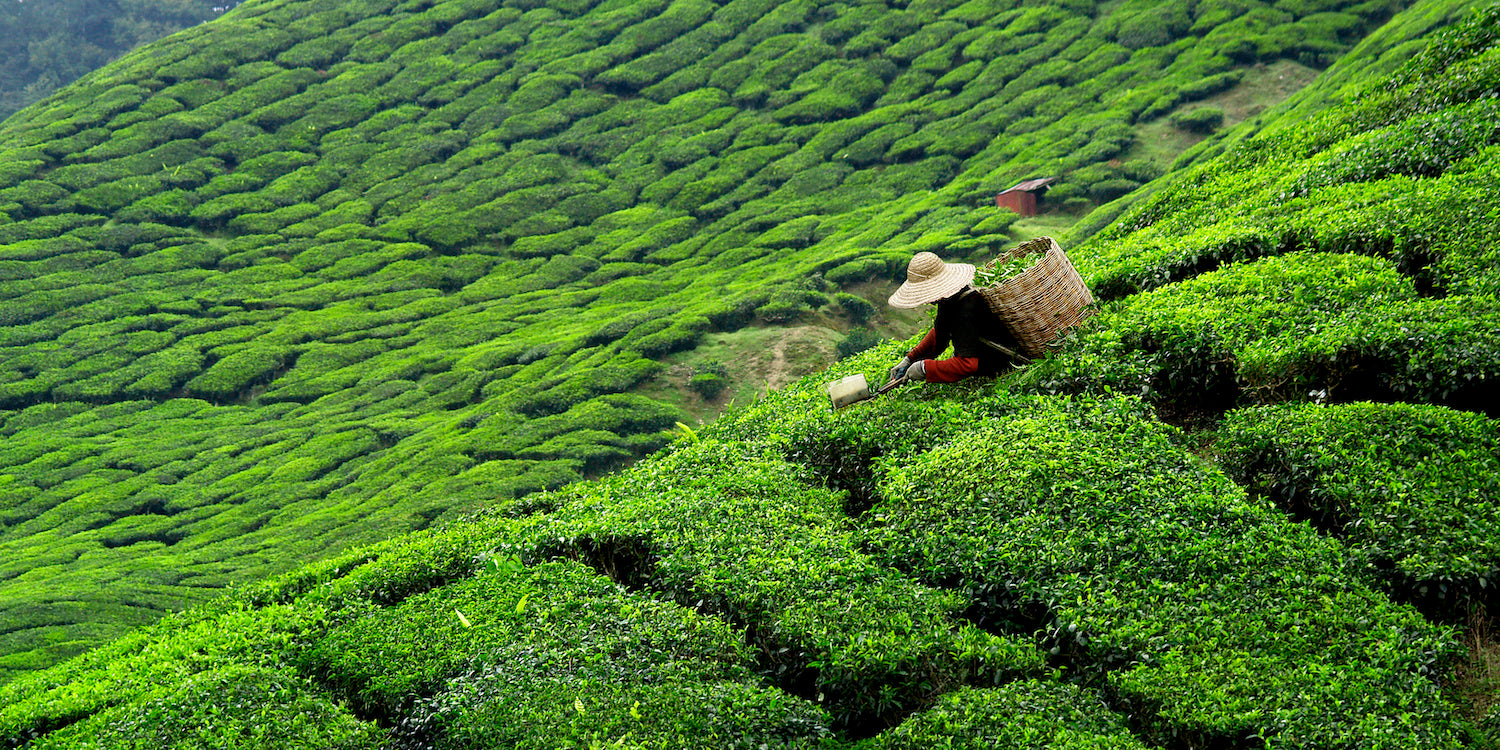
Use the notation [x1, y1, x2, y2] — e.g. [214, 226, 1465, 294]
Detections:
[908, 288, 1021, 381]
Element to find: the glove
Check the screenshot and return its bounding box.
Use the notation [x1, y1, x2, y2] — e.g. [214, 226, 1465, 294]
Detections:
[887, 357, 912, 383]
[905, 360, 927, 382]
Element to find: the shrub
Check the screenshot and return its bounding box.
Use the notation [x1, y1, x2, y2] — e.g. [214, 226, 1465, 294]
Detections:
[1170, 106, 1226, 133]
[689, 360, 729, 399]
[754, 286, 825, 323]
[1179, 70, 1244, 101]
[834, 292, 876, 323]
[703, 294, 763, 332]
[873, 681, 1150, 749]
[866, 397, 1464, 748]
[1217, 401, 1500, 612]
[183, 346, 290, 402]
[1235, 295, 1500, 411]
[0, 603, 338, 747]
[825, 258, 888, 286]
[1030, 252, 1418, 410]
[527, 440, 1044, 728]
[28, 665, 383, 750]
[835, 328, 881, 360]
[627, 315, 710, 358]
[116, 190, 193, 225]
[1087, 177, 1140, 202]
[303, 559, 833, 747]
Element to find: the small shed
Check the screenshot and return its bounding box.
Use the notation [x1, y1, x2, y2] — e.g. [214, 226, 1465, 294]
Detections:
[995, 177, 1057, 216]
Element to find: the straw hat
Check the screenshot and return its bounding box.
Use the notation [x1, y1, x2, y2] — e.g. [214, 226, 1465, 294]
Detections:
[888, 252, 975, 308]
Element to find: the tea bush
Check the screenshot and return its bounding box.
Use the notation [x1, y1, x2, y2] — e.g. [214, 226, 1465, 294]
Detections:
[24, 665, 383, 750]
[1027, 252, 1419, 410]
[1235, 295, 1500, 411]
[1170, 106, 1226, 133]
[0, 603, 340, 747]
[1217, 401, 1500, 611]
[872, 681, 1149, 750]
[865, 399, 1464, 748]
[525, 439, 1044, 727]
[305, 558, 834, 747]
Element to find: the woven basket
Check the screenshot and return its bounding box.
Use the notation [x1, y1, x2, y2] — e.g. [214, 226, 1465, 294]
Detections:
[976, 236, 1095, 359]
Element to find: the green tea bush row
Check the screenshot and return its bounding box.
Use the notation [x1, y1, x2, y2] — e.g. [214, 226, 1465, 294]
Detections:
[0, 602, 345, 746]
[1025, 252, 1419, 410]
[1217, 401, 1500, 612]
[23, 665, 383, 750]
[524, 438, 1045, 728]
[1234, 294, 1500, 412]
[303, 558, 833, 747]
[864, 398, 1464, 748]
[872, 681, 1149, 750]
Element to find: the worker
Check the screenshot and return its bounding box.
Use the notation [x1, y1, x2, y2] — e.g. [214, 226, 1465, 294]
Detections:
[885, 251, 1022, 384]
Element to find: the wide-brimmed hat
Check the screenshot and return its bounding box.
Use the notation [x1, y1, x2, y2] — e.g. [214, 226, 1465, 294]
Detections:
[888, 252, 975, 308]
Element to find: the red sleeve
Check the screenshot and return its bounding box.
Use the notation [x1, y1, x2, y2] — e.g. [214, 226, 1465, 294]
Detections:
[919, 356, 981, 383]
[906, 327, 946, 361]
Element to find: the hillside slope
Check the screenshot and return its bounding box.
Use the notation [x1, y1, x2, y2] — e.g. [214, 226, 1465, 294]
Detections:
[0, 0, 1425, 679]
[3, 1, 1499, 747]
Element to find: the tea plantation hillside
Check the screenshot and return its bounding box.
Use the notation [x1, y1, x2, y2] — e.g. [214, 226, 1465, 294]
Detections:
[3, 2, 1500, 747]
[0, 0, 1441, 679]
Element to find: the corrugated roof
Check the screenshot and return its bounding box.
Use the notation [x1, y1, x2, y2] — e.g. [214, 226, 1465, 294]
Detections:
[999, 177, 1056, 194]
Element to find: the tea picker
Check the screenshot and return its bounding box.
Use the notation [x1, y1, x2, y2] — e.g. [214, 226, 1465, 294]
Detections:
[826, 238, 1095, 409]
[883, 251, 1026, 385]
[826, 251, 1020, 410]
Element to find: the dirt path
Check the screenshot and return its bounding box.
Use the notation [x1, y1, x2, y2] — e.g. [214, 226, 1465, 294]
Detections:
[766, 329, 794, 390]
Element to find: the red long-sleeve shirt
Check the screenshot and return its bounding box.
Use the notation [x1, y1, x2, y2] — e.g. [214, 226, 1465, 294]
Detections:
[906, 327, 983, 383]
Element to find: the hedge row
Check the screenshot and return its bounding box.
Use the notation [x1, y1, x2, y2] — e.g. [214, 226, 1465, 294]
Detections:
[863, 396, 1463, 749]
[1216, 401, 1500, 614]
[304, 559, 834, 748]
[524, 438, 1045, 729]
[1077, 5, 1500, 301]
[871, 681, 1149, 750]
[1023, 252, 1416, 408]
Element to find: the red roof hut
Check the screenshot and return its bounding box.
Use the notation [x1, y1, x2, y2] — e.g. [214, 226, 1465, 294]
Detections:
[995, 177, 1056, 216]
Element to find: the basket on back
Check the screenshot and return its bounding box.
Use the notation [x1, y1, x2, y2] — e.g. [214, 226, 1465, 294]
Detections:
[976, 236, 1095, 359]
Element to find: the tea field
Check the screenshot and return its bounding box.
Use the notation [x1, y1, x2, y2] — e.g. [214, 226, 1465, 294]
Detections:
[3, 0, 1500, 746]
[0, 0, 1445, 681]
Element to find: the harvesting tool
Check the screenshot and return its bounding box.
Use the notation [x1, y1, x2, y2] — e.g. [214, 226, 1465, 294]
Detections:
[826, 373, 907, 410]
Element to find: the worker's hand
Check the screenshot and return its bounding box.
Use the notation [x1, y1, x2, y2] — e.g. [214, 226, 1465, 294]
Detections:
[887, 357, 912, 383]
[905, 360, 927, 382]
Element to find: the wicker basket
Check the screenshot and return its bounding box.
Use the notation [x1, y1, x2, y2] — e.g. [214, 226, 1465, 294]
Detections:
[976, 236, 1095, 359]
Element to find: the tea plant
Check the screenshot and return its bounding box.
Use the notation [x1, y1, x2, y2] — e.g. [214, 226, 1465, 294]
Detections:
[872, 681, 1149, 750]
[864, 398, 1464, 748]
[1217, 401, 1500, 613]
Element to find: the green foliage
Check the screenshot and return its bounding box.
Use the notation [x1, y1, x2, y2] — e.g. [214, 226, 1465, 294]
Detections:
[865, 396, 1463, 749]
[528, 439, 1044, 726]
[1029, 252, 1419, 409]
[305, 558, 833, 747]
[835, 328, 881, 360]
[1217, 401, 1500, 610]
[27, 665, 383, 750]
[1170, 106, 1226, 133]
[183, 346, 289, 402]
[833, 291, 875, 323]
[689, 359, 729, 398]
[0, 3, 1493, 747]
[873, 681, 1149, 749]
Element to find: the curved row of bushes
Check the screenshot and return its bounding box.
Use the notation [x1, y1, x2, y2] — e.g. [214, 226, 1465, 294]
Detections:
[1218, 401, 1500, 613]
